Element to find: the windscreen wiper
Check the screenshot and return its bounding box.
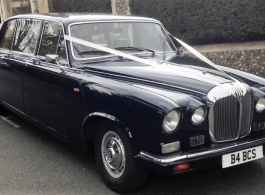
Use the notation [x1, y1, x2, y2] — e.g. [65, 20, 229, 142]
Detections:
[78, 50, 110, 55]
[115, 47, 155, 56]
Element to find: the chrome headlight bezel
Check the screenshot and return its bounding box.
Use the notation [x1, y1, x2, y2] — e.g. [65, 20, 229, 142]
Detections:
[191, 106, 207, 125]
[162, 110, 181, 133]
[256, 97, 265, 113]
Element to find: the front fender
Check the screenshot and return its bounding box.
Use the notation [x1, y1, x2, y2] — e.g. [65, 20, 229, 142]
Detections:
[219, 65, 265, 91]
[80, 82, 178, 154]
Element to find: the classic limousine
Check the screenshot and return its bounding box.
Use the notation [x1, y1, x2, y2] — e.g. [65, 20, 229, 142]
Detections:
[0, 14, 265, 193]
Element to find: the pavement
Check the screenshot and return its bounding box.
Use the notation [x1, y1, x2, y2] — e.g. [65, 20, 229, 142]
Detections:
[1, 109, 265, 195]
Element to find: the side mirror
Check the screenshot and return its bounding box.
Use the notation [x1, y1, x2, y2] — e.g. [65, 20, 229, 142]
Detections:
[179, 46, 185, 56]
[45, 54, 66, 73]
[45, 54, 59, 63]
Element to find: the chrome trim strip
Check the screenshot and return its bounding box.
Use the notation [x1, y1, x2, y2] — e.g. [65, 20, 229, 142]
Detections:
[207, 83, 253, 143]
[138, 137, 265, 165]
[207, 83, 251, 102]
[88, 112, 118, 122]
[86, 112, 133, 139]
[2, 101, 59, 133]
[4, 18, 70, 68]
[36, 20, 46, 56]
[3, 101, 25, 115]
[239, 94, 254, 138]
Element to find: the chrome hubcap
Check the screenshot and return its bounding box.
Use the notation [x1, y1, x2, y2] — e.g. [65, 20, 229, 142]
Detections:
[101, 131, 125, 178]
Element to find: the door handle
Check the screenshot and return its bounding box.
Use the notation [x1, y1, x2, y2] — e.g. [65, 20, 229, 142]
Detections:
[0, 60, 10, 70]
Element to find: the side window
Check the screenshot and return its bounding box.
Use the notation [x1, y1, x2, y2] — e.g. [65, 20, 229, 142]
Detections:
[12, 19, 41, 54]
[0, 20, 16, 50]
[57, 30, 67, 60]
[39, 22, 67, 60]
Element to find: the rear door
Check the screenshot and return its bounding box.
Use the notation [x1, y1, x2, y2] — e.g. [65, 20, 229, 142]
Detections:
[0, 19, 16, 103]
[0, 19, 42, 113]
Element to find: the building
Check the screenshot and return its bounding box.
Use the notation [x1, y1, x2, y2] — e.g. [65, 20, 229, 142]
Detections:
[0, 0, 49, 22]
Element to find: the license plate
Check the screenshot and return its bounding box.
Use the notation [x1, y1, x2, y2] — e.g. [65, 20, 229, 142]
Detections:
[222, 145, 264, 168]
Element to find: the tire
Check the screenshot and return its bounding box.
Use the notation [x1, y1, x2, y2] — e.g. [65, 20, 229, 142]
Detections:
[94, 121, 149, 193]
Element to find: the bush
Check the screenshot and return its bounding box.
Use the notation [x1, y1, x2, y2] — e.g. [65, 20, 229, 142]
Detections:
[50, 0, 112, 13]
[130, 0, 265, 45]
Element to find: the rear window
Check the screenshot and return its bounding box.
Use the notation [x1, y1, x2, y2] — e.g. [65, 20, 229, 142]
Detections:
[12, 19, 41, 54]
[0, 20, 16, 50]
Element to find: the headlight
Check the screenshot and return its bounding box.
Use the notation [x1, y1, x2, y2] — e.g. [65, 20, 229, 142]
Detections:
[191, 106, 207, 125]
[163, 110, 180, 133]
[256, 97, 265, 112]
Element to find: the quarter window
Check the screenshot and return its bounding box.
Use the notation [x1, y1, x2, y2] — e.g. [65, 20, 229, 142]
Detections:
[39, 22, 67, 60]
[0, 20, 16, 50]
[12, 20, 41, 54]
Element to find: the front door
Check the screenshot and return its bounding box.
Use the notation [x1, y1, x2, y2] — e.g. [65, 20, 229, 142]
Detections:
[23, 21, 70, 135]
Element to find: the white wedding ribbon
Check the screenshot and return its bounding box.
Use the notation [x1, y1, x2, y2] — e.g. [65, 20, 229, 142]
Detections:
[174, 37, 247, 95]
[64, 35, 247, 95]
[64, 35, 156, 66]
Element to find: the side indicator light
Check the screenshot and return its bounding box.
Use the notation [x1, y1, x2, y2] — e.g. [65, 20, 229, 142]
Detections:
[73, 88, 80, 93]
[190, 135, 205, 147]
[174, 163, 191, 172]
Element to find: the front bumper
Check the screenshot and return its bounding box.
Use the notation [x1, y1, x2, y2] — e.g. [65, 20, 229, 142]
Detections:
[138, 136, 265, 174]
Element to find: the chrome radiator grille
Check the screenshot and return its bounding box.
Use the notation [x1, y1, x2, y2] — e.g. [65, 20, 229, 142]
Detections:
[239, 93, 253, 137]
[208, 83, 253, 142]
[213, 96, 239, 141]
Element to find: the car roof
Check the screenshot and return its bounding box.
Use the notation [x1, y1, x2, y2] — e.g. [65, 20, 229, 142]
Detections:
[9, 13, 160, 25]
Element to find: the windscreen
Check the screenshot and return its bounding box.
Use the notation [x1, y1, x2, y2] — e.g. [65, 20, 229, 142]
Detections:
[70, 22, 175, 59]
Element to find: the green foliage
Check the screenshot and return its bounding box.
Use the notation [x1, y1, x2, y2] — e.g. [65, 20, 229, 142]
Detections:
[48, 0, 54, 12]
[50, 0, 112, 13]
[130, 0, 265, 45]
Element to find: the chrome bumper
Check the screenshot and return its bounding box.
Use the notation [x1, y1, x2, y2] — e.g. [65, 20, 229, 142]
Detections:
[138, 136, 265, 166]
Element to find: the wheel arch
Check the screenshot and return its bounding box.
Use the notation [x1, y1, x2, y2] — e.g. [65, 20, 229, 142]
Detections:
[82, 112, 133, 146]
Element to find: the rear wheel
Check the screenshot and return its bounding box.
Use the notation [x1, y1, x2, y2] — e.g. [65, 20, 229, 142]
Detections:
[94, 121, 149, 193]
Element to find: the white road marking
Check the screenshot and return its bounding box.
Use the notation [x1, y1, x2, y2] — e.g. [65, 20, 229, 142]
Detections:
[0, 115, 20, 128]
[5, 116, 18, 119]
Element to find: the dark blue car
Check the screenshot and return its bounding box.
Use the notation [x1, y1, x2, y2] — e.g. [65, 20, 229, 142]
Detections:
[0, 14, 265, 193]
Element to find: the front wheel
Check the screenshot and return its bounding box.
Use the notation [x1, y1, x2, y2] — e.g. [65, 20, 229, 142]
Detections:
[95, 121, 149, 193]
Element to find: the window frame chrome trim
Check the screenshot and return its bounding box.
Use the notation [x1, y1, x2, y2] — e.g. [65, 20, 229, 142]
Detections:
[67, 20, 177, 61]
[36, 20, 70, 68]
[11, 19, 43, 55]
[0, 19, 17, 51]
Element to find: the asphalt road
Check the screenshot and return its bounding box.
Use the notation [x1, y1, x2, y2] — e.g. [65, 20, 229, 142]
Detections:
[1, 110, 265, 195]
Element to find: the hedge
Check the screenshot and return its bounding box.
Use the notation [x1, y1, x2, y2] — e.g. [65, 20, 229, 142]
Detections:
[130, 0, 265, 45]
[49, 0, 112, 13]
